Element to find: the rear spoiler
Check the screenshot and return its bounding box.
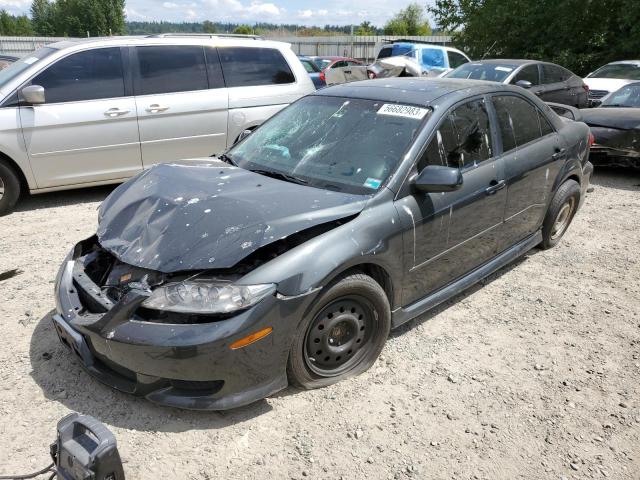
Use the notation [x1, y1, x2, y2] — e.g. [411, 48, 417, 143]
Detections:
[546, 102, 583, 122]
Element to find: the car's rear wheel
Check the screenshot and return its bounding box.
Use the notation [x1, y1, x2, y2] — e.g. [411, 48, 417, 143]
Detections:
[287, 273, 391, 389]
[540, 179, 580, 249]
[0, 159, 21, 217]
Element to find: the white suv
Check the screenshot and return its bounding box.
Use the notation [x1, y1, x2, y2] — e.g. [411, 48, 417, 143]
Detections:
[0, 34, 314, 215]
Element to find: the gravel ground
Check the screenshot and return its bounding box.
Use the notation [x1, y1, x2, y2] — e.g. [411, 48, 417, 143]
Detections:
[0, 168, 638, 480]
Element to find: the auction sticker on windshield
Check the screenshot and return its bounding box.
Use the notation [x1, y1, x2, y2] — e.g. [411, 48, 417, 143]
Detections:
[377, 104, 428, 120]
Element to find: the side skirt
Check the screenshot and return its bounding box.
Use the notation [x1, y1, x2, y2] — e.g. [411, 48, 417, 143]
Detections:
[391, 230, 543, 329]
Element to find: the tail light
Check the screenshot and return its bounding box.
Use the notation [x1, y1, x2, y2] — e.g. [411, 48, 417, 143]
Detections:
[368, 70, 376, 79]
[582, 84, 589, 94]
[588, 132, 595, 146]
[319, 71, 325, 83]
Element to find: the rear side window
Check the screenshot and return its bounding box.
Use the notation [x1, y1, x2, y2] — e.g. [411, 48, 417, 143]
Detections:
[135, 46, 208, 95]
[32, 47, 124, 103]
[493, 95, 544, 150]
[448, 51, 468, 69]
[542, 64, 569, 84]
[512, 64, 539, 85]
[219, 47, 295, 87]
[419, 99, 493, 170]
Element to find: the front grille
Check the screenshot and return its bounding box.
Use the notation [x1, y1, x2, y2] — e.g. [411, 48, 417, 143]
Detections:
[589, 89, 609, 99]
[170, 379, 224, 394]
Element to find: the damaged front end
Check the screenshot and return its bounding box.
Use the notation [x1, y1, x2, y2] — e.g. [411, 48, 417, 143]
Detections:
[52, 235, 317, 410]
[52, 160, 367, 410]
[589, 126, 640, 169]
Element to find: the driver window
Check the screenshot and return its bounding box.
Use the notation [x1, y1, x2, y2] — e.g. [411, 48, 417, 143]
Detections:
[418, 99, 493, 171]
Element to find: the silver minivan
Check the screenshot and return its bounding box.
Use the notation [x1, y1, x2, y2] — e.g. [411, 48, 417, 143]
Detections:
[0, 35, 315, 215]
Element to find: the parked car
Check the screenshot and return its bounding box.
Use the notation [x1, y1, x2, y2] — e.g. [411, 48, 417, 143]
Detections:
[298, 55, 325, 89]
[583, 60, 640, 105]
[0, 35, 315, 216]
[446, 60, 589, 108]
[53, 78, 592, 410]
[308, 56, 363, 84]
[0, 54, 18, 70]
[550, 82, 640, 169]
[375, 40, 470, 76]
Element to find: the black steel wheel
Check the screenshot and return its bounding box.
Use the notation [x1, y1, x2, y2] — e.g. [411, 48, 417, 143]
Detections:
[288, 273, 391, 389]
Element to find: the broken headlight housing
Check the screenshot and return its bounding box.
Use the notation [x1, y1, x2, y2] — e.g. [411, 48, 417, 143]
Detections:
[142, 281, 275, 314]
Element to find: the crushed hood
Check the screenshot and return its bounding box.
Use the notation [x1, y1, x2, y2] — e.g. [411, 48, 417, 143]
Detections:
[581, 108, 640, 130]
[97, 160, 369, 273]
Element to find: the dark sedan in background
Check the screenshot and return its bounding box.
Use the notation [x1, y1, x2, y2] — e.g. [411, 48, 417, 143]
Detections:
[446, 59, 589, 108]
[53, 78, 592, 410]
[581, 82, 640, 169]
[298, 55, 326, 89]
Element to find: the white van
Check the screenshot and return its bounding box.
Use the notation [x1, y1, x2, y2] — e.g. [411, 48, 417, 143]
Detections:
[0, 34, 315, 215]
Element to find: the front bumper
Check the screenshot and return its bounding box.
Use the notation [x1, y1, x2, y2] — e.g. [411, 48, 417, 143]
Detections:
[53, 246, 313, 410]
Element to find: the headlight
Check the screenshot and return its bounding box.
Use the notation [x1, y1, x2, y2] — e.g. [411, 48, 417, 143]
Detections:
[142, 281, 275, 314]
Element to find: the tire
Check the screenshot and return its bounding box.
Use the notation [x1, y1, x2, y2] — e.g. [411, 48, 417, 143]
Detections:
[540, 179, 580, 249]
[0, 159, 21, 217]
[287, 273, 391, 389]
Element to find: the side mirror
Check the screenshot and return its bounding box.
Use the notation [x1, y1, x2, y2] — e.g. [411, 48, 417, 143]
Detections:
[515, 80, 532, 89]
[21, 84, 45, 104]
[413, 165, 463, 193]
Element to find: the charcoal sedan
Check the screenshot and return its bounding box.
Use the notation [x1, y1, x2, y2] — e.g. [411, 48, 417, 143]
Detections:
[446, 59, 589, 108]
[53, 78, 593, 410]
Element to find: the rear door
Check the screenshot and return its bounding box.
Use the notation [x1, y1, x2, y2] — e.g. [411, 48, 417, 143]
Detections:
[491, 94, 562, 249]
[539, 63, 572, 104]
[20, 47, 142, 188]
[133, 44, 228, 167]
[397, 97, 507, 305]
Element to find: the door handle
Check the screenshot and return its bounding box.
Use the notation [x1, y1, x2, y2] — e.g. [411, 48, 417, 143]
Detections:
[552, 148, 567, 160]
[104, 108, 130, 117]
[145, 104, 169, 113]
[485, 179, 506, 195]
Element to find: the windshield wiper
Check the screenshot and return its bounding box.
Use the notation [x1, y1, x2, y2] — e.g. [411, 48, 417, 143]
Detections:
[218, 152, 237, 166]
[250, 169, 308, 186]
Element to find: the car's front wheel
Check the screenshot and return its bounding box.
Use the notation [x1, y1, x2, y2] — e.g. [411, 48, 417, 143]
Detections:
[287, 273, 391, 389]
[0, 159, 21, 217]
[540, 179, 580, 249]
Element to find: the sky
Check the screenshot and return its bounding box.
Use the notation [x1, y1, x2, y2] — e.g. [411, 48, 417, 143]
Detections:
[0, 0, 436, 27]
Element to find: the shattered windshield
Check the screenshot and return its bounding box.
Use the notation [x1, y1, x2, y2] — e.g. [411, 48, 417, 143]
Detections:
[589, 64, 640, 80]
[447, 63, 516, 82]
[228, 96, 428, 195]
[601, 84, 640, 107]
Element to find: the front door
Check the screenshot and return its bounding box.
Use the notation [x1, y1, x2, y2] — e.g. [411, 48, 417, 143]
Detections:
[397, 98, 507, 306]
[20, 47, 142, 188]
[133, 45, 228, 167]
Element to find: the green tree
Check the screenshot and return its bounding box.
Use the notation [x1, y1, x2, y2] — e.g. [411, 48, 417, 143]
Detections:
[0, 10, 34, 35]
[30, 0, 125, 36]
[233, 24, 253, 35]
[31, 0, 56, 36]
[355, 21, 375, 36]
[384, 3, 432, 36]
[429, 0, 640, 76]
[202, 20, 216, 33]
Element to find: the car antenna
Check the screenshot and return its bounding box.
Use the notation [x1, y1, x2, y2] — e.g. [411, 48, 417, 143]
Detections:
[481, 41, 497, 60]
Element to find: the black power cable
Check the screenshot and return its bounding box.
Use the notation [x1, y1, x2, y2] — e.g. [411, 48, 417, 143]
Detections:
[0, 463, 56, 480]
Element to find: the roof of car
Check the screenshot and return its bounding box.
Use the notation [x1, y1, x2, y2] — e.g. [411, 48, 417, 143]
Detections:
[47, 35, 290, 51]
[314, 77, 505, 106]
[469, 59, 536, 65]
[607, 60, 640, 64]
